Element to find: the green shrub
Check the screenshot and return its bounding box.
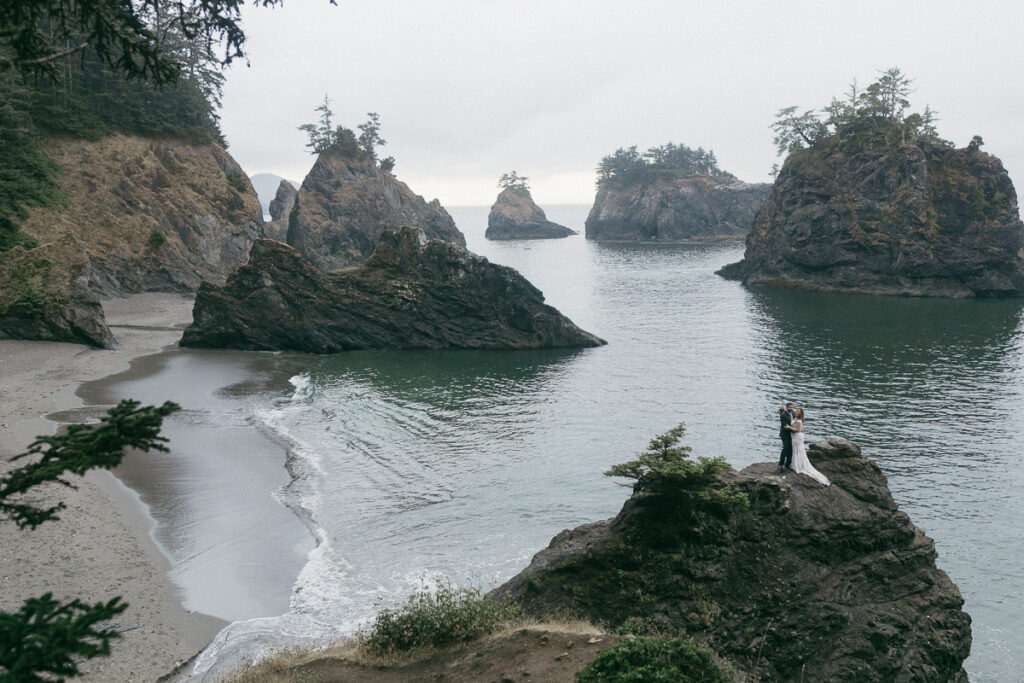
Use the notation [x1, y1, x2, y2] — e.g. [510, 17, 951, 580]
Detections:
[226, 170, 248, 193]
[576, 637, 733, 683]
[147, 229, 166, 250]
[605, 423, 731, 485]
[360, 581, 520, 655]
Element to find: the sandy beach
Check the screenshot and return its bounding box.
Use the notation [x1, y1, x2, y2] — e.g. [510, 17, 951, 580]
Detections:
[0, 294, 226, 681]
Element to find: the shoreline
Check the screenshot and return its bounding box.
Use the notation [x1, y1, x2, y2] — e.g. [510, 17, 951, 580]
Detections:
[0, 293, 227, 681]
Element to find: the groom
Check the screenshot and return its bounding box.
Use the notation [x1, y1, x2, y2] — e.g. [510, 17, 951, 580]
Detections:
[778, 403, 795, 470]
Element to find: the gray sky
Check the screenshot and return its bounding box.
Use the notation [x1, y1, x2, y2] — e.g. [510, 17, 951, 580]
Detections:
[220, 0, 1024, 207]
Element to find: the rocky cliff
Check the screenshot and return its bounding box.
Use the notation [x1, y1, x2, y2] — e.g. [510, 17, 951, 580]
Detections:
[585, 177, 770, 241]
[286, 151, 465, 271]
[493, 439, 971, 682]
[486, 188, 576, 240]
[0, 134, 263, 346]
[717, 141, 1024, 296]
[181, 227, 605, 352]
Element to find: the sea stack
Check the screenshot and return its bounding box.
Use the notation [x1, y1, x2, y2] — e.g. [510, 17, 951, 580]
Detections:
[486, 187, 576, 240]
[285, 149, 465, 271]
[718, 140, 1024, 296]
[493, 438, 972, 682]
[182, 227, 605, 352]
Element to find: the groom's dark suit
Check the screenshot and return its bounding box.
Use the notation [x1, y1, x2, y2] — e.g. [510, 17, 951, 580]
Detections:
[779, 410, 794, 468]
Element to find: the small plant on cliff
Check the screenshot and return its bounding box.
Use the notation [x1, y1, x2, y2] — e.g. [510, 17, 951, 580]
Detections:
[575, 636, 735, 683]
[360, 580, 520, 655]
[595, 142, 730, 188]
[498, 170, 530, 195]
[0, 400, 179, 680]
[605, 423, 729, 485]
[299, 98, 393, 167]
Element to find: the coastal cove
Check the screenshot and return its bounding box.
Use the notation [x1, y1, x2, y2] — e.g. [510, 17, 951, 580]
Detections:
[75, 205, 1023, 681]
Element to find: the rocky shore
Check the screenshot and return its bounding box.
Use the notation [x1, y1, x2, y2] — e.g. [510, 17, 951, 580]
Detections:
[181, 227, 605, 352]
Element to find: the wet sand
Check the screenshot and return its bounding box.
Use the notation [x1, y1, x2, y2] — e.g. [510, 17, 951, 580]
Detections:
[0, 294, 226, 681]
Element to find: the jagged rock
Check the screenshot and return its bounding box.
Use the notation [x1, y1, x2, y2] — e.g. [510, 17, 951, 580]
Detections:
[181, 227, 605, 352]
[493, 439, 971, 682]
[264, 179, 298, 242]
[717, 141, 1024, 296]
[268, 179, 298, 222]
[17, 135, 263, 297]
[286, 151, 466, 271]
[0, 241, 115, 348]
[585, 177, 770, 241]
[486, 188, 576, 240]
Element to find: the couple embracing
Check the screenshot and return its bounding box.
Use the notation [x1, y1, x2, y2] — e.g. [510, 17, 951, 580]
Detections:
[778, 403, 830, 486]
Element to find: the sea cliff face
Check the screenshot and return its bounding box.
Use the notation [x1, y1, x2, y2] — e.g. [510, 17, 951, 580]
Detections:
[486, 188, 576, 240]
[493, 439, 971, 682]
[0, 135, 262, 346]
[717, 141, 1024, 296]
[286, 151, 466, 271]
[585, 177, 770, 241]
[181, 227, 605, 352]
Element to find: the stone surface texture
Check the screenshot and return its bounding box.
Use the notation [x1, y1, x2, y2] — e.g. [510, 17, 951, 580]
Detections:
[181, 227, 605, 352]
[493, 439, 971, 682]
[486, 188, 576, 240]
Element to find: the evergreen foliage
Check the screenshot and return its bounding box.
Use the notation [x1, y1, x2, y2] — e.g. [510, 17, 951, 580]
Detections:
[596, 142, 731, 189]
[605, 424, 729, 485]
[498, 170, 530, 195]
[0, 0, 335, 85]
[0, 71, 64, 252]
[298, 99, 394, 168]
[0, 400, 181, 529]
[771, 67, 952, 156]
[0, 594, 127, 682]
[0, 400, 179, 680]
[575, 636, 733, 683]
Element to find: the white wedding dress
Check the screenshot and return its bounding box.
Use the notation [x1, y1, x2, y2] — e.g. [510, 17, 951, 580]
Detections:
[790, 420, 830, 486]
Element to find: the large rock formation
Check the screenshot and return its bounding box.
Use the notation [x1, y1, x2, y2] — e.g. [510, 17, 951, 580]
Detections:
[0, 241, 115, 348]
[486, 188, 576, 240]
[181, 227, 605, 352]
[1, 135, 263, 346]
[717, 141, 1024, 296]
[493, 439, 971, 682]
[585, 177, 770, 241]
[286, 151, 465, 272]
[18, 135, 263, 296]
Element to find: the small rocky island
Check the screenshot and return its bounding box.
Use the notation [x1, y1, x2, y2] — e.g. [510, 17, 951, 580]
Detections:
[486, 172, 576, 240]
[181, 227, 605, 352]
[719, 69, 1024, 297]
[585, 142, 770, 241]
[492, 437, 971, 682]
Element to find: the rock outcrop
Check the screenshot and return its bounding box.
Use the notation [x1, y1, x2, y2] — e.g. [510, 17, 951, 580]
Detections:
[264, 179, 298, 243]
[493, 439, 971, 682]
[585, 177, 770, 241]
[0, 241, 115, 348]
[717, 141, 1024, 296]
[18, 135, 263, 296]
[286, 151, 465, 272]
[1, 134, 262, 346]
[486, 188, 576, 240]
[181, 227, 605, 352]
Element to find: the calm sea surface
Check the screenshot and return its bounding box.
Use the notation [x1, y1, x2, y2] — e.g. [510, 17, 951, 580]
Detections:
[84, 205, 1024, 680]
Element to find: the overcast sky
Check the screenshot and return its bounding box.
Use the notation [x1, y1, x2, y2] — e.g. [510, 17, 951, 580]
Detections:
[219, 0, 1024, 207]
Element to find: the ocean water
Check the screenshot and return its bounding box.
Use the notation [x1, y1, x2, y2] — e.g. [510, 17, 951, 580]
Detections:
[85, 205, 1024, 680]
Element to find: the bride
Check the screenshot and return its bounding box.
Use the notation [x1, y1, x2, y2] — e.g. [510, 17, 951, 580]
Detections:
[790, 408, 830, 486]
